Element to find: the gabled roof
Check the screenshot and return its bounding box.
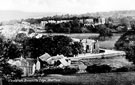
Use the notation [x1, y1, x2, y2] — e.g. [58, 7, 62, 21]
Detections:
[81, 39, 95, 43]
[39, 53, 51, 61]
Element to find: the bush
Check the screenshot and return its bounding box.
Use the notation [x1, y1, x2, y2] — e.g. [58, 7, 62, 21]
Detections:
[86, 64, 112, 73]
[39, 66, 79, 75]
[1, 60, 23, 79]
[112, 65, 135, 72]
[113, 67, 129, 72]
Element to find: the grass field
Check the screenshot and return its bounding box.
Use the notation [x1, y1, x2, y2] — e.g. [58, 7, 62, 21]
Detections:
[6, 72, 135, 85]
[98, 34, 123, 49]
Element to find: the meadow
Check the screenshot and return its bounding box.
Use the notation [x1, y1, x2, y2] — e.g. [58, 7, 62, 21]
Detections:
[5, 72, 135, 85]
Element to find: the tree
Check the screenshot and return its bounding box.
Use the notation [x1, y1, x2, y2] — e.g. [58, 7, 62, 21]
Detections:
[120, 17, 130, 28]
[0, 39, 21, 59]
[22, 35, 83, 58]
[0, 37, 23, 79]
[130, 20, 135, 30]
[14, 33, 28, 43]
[98, 24, 113, 38]
[70, 19, 83, 33]
[115, 30, 135, 63]
[71, 42, 83, 56]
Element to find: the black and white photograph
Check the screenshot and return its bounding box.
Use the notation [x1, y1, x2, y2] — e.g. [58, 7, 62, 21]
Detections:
[0, 0, 135, 85]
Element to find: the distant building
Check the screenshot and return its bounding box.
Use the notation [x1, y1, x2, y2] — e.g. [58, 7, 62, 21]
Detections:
[84, 19, 94, 26]
[48, 20, 56, 23]
[21, 21, 30, 25]
[41, 21, 48, 29]
[57, 20, 71, 23]
[100, 18, 106, 24]
[83, 17, 106, 26]
[93, 17, 106, 25]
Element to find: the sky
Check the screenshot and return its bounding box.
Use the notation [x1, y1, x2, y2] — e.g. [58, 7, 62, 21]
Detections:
[0, 0, 135, 14]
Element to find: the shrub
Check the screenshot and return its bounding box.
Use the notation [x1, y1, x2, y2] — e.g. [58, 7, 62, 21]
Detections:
[0, 59, 23, 79]
[113, 65, 135, 72]
[86, 64, 112, 73]
[41, 66, 79, 75]
[113, 67, 129, 72]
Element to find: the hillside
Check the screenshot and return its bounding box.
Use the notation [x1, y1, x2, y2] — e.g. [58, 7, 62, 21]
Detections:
[1, 10, 135, 22]
[0, 10, 61, 22]
[81, 10, 135, 18]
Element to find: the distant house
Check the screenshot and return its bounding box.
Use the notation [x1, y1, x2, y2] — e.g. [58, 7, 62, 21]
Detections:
[84, 19, 94, 26]
[48, 20, 56, 23]
[21, 21, 30, 25]
[57, 20, 69, 23]
[41, 21, 48, 29]
[93, 17, 106, 25]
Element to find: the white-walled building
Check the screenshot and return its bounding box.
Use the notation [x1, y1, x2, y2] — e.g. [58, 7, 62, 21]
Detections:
[8, 57, 36, 76]
[72, 38, 99, 54]
[81, 39, 99, 53]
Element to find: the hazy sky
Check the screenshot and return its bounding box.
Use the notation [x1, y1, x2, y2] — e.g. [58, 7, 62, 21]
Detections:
[0, 0, 135, 14]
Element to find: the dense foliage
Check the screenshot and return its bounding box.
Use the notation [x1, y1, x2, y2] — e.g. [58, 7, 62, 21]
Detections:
[25, 16, 132, 34]
[37, 66, 79, 75]
[86, 64, 135, 73]
[115, 30, 135, 63]
[96, 24, 113, 39]
[0, 38, 23, 79]
[0, 38, 20, 59]
[86, 64, 112, 73]
[45, 19, 84, 33]
[1, 62, 23, 79]
[15, 35, 83, 58]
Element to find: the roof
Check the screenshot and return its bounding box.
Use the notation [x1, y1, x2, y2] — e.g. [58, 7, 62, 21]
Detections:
[39, 53, 51, 61]
[72, 38, 80, 42]
[81, 39, 95, 43]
